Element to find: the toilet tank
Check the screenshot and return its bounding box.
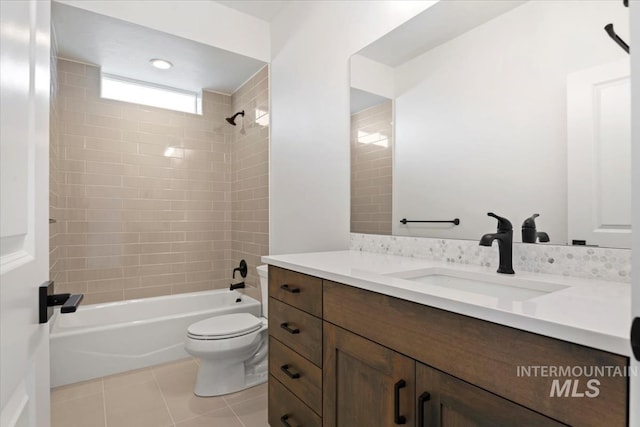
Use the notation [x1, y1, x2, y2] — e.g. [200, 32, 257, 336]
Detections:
[256, 265, 268, 318]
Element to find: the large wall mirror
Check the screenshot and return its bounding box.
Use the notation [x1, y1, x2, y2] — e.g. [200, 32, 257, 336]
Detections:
[350, 0, 631, 248]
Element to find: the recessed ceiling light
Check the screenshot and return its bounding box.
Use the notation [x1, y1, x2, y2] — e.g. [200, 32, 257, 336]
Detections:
[150, 58, 173, 70]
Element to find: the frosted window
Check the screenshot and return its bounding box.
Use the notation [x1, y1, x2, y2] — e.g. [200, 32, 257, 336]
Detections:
[101, 74, 202, 115]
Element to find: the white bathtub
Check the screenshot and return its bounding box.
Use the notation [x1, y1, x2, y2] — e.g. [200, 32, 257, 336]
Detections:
[50, 289, 261, 387]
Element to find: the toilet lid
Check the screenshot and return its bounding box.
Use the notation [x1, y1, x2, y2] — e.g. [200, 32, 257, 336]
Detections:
[188, 313, 262, 339]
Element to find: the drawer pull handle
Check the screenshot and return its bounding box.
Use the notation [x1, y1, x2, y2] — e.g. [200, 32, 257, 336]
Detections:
[417, 392, 431, 427]
[280, 322, 300, 334]
[281, 414, 298, 427]
[280, 284, 301, 293]
[394, 379, 407, 425]
[280, 364, 301, 379]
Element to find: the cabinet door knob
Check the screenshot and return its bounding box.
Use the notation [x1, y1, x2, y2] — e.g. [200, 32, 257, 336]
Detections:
[280, 322, 300, 334]
[417, 392, 431, 427]
[280, 364, 301, 379]
[394, 379, 407, 425]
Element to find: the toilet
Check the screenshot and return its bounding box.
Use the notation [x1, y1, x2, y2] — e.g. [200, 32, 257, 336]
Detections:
[185, 265, 269, 397]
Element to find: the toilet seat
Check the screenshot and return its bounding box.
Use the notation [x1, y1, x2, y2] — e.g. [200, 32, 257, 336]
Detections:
[187, 313, 263, 340]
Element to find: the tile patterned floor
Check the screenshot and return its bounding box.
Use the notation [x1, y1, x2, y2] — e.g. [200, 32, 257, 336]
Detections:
[51, 357, 268, 427]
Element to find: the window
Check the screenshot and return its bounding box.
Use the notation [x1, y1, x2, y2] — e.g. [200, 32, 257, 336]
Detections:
[101, 74, 202, 115]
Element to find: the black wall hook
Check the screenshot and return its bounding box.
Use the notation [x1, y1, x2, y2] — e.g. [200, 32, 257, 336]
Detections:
[604, 24, 630, 54]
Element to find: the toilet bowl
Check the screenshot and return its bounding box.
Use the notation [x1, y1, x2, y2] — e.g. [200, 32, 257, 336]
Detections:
[185, 264, 269, 396]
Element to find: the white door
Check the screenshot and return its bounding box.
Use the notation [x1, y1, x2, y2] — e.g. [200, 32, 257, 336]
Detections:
[567, 59, 631, 248]
[0, 1, 51, 426]
[631, 1, 640, 425]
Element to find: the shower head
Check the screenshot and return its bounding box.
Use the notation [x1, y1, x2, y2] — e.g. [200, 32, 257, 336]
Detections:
[225, 110, 245, 126]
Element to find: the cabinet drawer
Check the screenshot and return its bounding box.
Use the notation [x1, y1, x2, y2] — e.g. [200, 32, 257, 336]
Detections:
[323, 280, 628, 427]
[269, 336, 322, 415]
[269, 266, 322, 317]
[269, 297, 323, 367]
[269, 375, 321, 427]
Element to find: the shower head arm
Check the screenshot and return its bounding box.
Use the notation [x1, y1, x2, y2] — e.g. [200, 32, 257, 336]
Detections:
[225, 110, 245, 126]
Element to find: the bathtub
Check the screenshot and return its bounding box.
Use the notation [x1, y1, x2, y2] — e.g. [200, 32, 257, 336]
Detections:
[50, 289, 261, 387]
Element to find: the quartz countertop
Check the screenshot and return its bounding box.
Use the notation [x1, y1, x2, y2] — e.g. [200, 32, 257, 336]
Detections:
[262, 250, 631, 357]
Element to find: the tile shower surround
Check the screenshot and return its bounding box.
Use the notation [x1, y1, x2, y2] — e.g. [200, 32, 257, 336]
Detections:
[51, 59, 268, 304]
[50, 41, 64, 290]
[351, 100, 393, 235]
[230, 67, 269, 297]
[351, 233, 631, 283]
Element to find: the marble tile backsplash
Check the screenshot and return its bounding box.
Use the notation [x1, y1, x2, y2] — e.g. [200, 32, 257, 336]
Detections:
[350, 233, 631, 283]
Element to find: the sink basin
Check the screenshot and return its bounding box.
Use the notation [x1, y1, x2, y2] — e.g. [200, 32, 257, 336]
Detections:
[387, 268, 569, 301]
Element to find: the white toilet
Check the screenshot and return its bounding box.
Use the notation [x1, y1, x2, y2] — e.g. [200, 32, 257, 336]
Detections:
[185, 265, 269, 396]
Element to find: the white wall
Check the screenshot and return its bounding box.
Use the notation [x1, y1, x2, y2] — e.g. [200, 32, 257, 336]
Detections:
[393, 0, 628, 243]
[56, 0, 270, 62]
[630, 0, 639, 424]
[269, 1, 435, 254]
[350, 54, 394, 99]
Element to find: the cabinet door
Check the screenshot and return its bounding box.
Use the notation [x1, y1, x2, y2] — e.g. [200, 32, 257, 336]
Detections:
[416, 363, 565, 427]
[323, 322, 415, 427]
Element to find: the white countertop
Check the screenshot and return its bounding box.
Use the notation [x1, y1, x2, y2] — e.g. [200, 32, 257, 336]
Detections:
[262, 250, 632, 357]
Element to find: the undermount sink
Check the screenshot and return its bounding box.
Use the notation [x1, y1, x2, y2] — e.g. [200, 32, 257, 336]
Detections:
[387, 268, 569, 301]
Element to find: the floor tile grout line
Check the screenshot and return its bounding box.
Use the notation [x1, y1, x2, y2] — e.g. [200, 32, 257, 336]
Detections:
[101, 377, 108, 427]
[50, 386, 104, 405]
[176, 405, 238, 426]
[222, 384, 268, 407]
[151, 367, 177, 427]
[225, 401, 248, 427]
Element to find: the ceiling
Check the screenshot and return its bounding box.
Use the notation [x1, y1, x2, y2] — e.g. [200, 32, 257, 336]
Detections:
[358, 0, 527, 67]
[351, 0, 527, 112]
[350, 88, 389, 115]
[52, 2, 267, 94]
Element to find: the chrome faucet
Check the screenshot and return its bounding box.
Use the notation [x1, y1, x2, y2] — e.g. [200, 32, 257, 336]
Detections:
[479, 212, 515, 274]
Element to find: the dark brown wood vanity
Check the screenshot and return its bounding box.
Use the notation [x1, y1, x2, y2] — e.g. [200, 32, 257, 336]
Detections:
[267, 266, 629, 427]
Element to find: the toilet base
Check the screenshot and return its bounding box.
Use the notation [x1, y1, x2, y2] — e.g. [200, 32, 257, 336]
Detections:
[194, 357, 268, 397]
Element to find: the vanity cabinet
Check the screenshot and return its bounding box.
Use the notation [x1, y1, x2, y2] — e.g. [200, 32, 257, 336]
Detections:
[268, 267, 324, 427]
[268, 266, 629, 427]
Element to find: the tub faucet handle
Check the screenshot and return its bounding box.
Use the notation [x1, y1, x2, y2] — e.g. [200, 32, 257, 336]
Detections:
[233, 259, 248, 279]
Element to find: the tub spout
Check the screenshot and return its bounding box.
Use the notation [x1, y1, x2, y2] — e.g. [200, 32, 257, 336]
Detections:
[230, 282, 245, 291]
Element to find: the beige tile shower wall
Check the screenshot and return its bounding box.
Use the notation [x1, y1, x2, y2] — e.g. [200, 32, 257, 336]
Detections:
[350, 100, 393, 235]
[54, 59, 233, 304]
[50, 39, 64, 287]
[230, 66, 269, 298]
